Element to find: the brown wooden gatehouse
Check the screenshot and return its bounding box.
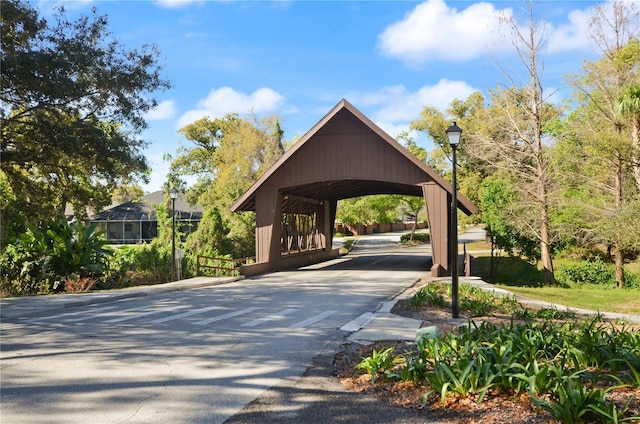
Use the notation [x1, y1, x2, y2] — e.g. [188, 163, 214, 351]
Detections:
[231, 99, 477, 277]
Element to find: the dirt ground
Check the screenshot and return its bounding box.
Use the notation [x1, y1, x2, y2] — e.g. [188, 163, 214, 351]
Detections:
[334, 297, 640, 424]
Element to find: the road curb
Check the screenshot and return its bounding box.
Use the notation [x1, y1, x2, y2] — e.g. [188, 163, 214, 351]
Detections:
[0, 276, 243, 319]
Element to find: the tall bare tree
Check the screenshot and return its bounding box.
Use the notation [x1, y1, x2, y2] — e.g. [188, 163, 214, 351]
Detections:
[466, 1, 560, 285]
[566, 0, 640, 287]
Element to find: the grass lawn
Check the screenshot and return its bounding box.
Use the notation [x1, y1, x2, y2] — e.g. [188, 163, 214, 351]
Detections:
[496, 284, 640, 315]
[471, 253, 640, 316]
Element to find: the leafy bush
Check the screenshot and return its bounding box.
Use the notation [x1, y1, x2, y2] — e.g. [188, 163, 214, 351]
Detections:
[534, 307, 577, 320]
[400, 232, 430, 243]
[102, 243, 172, 289]
[0, 218, 113, 295]
[355, 347, 396, 384]
[557, 257, 615, 287]
[358, 317, 640, 422]
[410, 284, 446, 307]
[408, 282, 523, 317]
[623, 269, 640, 289]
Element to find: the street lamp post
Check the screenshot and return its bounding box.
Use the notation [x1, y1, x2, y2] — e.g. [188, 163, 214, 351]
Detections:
[446, 122, 462, 319]
[169, 188, 178, 282]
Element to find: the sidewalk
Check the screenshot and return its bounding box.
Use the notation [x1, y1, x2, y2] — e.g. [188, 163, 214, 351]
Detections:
[0, 276, 242, 320]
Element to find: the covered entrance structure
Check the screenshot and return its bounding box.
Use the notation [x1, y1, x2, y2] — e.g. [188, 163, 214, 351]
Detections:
[231, 99, 476, 277]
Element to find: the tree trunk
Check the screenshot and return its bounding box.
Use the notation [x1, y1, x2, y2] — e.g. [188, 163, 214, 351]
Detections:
[614, 247, 625, 288]
[538, 168, 555, 285]
[532, 75, 555, 284]
[410, 209, 419, 242]
[540, 221, 555, 285]
[632, 120, 640, 192]
[614, 152, 626, 288]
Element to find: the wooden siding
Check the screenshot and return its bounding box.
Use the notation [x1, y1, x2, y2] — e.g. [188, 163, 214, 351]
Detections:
[231, 99, 476, 275]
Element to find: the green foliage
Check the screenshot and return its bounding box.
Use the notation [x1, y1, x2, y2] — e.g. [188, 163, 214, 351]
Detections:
[337, 195, 400, 226]
[534, 307, 577, 320]
[103, 243, 171, 288]
[408, 282, 524, 317]
[410, 283, 446, 307]
[1, 0, 170, 226]
[185, 207, 232, 257]
[356, 347, 396, 384]
[359, 316, 640, 422]
[0, 217, 113, 295]
[530, 373, 634, 424]
[171, 113, 283, 258]
[558, 257, 616, 287]
[400, 232, 430, 243]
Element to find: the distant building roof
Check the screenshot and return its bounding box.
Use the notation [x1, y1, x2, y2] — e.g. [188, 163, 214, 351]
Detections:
[89, 190, 203, 222]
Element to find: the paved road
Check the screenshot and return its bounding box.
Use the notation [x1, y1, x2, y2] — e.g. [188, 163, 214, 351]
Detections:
[1, 234, 430, 424]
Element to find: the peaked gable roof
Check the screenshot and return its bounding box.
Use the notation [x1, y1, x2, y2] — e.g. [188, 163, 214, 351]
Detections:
[89, 191, 203, 222]
[231, 99, 476, 215]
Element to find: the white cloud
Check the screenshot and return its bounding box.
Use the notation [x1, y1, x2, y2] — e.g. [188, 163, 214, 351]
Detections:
[352, 79, 477, 138]
[177, 86, 285, 128]
[146, 100, 177, 121]
[377, 0, 513, 67]
[154, 0, 204, 9]
[142, 151, 170, 194]
[547, 3, 607, 54]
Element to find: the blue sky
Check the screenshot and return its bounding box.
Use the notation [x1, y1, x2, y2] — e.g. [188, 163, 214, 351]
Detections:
[38, 0, 610, 193]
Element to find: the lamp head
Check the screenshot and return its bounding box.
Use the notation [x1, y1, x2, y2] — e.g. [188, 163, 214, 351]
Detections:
[446, 122, 462, 147]
[169, 188, 179, 199]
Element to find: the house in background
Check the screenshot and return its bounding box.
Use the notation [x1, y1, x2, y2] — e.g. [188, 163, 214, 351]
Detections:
[88, 191, 203, 244]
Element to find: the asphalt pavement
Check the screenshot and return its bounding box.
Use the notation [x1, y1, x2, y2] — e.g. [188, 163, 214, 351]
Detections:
[2, 231, 638, 424]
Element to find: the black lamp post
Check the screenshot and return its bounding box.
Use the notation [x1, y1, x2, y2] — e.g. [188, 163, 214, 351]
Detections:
[446, 122, 462, 319]
[169, 188, 178, 282]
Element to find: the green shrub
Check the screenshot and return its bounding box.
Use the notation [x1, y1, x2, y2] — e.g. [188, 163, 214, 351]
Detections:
[410, 284, 446, 307]
[101, 243, 172, 289]
[1, 218, 113, 295]
[358, 317, 640, 422]
[623, 269, 640, 289]
[535, 307, 577, 320]
[557, 257, 615, 287]
[400, 232, 430, 243]
[356, 347, 396, 384]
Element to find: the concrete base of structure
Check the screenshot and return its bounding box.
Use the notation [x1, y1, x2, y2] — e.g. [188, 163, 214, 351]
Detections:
[431, 263, 447, 277]
[240, 249, 341, 277]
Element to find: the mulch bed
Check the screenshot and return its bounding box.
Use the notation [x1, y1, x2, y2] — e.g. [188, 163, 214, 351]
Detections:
[333, 296, 640, 424]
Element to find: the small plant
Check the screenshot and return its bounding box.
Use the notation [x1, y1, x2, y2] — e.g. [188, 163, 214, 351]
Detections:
[456, 283, 511, 317]
[356, 347, 396, 383]
[535, 307, 576, 320]
[359, 315, 640, 421]
[530, 372, 629, 424]
[410, 284, 446, 307]
[400, 233, 430, 243]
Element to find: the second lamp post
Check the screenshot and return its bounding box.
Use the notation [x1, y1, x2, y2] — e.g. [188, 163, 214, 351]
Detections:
[446, 122, 462, 319]
[169, 188, 178, 282]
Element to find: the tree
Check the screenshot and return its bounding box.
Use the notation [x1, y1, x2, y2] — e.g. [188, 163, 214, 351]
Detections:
[409, 92, 487, 223]
[479, 174, 539, 281]
[565, 0, 640, 287]
[616, 80, 640, 191]
[0, 216, 113, 295]
[397, 133, 430, 240]
[463, 3, 561, 285]
[336, 195, 403, 230]
[171, 114, 285, 257]
[1, 0, 170, 232]
[112, 185, 145, 205]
